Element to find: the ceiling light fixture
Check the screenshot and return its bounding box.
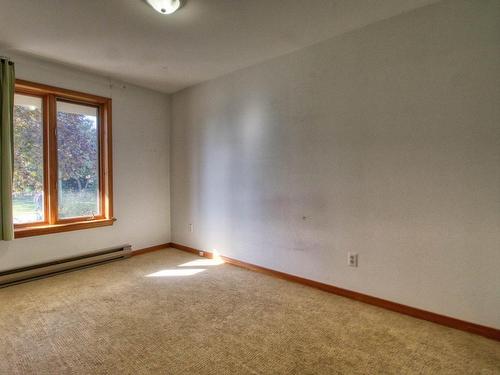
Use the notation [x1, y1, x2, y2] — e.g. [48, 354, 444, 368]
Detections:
[145, 0, 183, 15]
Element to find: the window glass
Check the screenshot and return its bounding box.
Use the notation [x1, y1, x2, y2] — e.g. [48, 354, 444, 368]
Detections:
[13, 94, 44, 224]
[56, 100, 100, 219]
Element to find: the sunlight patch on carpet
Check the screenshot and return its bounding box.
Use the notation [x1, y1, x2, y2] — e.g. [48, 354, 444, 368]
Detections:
[146, 268, 206, 277]
[178, 258, 224, 267]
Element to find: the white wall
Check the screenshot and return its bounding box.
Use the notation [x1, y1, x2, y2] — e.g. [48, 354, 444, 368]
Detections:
[0, 53, 171, 271]
[171, 0, 500, 328]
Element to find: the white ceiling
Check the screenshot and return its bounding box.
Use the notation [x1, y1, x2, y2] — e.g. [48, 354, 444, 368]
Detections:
[0, 0, 439, 93]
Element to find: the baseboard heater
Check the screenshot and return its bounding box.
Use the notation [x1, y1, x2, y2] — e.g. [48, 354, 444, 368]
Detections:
[0, 244, 132, 288]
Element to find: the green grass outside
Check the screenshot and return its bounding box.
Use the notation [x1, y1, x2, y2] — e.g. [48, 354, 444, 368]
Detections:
[13, 190, 98, 219]
[13, 195, 37, 213]
[59, 190, 99, 218]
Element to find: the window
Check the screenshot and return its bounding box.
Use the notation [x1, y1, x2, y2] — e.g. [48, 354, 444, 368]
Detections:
[13, 94, 45, 224]
[56, 101, 100, 219]
[13, 80, 114, 238]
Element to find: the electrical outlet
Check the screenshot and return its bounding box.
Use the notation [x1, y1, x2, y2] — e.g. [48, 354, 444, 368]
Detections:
[199, 251, 204, 257]
[348, 252, 358, 267]
[188, 223, 193, 233]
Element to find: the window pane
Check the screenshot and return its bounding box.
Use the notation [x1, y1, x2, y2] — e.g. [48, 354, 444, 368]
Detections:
[13, 94, 45, 224]
[57, 101, 100, 219]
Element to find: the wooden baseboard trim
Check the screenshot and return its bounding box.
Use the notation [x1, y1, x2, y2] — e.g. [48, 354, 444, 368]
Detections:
[131, 243, 172, 256]
[169, 242, 499, 341]
[169, 242, 202, 256]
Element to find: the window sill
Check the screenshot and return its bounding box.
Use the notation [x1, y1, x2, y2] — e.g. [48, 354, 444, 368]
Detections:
[14, 218, 116, 239]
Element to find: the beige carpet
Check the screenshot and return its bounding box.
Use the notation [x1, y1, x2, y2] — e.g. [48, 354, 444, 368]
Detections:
[0, 248, 498, 375]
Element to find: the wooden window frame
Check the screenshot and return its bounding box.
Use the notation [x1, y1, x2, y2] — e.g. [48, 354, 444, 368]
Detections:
[14, 80, 115, 238]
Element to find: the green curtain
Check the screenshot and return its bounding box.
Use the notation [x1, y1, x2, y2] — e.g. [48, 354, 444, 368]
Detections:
[0, 58, 15, 240]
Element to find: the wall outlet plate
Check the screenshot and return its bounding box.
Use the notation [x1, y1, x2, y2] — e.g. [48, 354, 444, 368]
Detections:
[188, 223, 193, 233]
[348, 252, 358, 267]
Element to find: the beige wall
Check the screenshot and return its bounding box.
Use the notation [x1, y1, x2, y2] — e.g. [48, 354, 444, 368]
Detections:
[0, 53, 171, 271]
[171, 0, 500, 328]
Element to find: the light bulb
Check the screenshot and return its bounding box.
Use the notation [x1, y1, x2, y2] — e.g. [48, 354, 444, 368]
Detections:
[145, 0, 182, 15]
